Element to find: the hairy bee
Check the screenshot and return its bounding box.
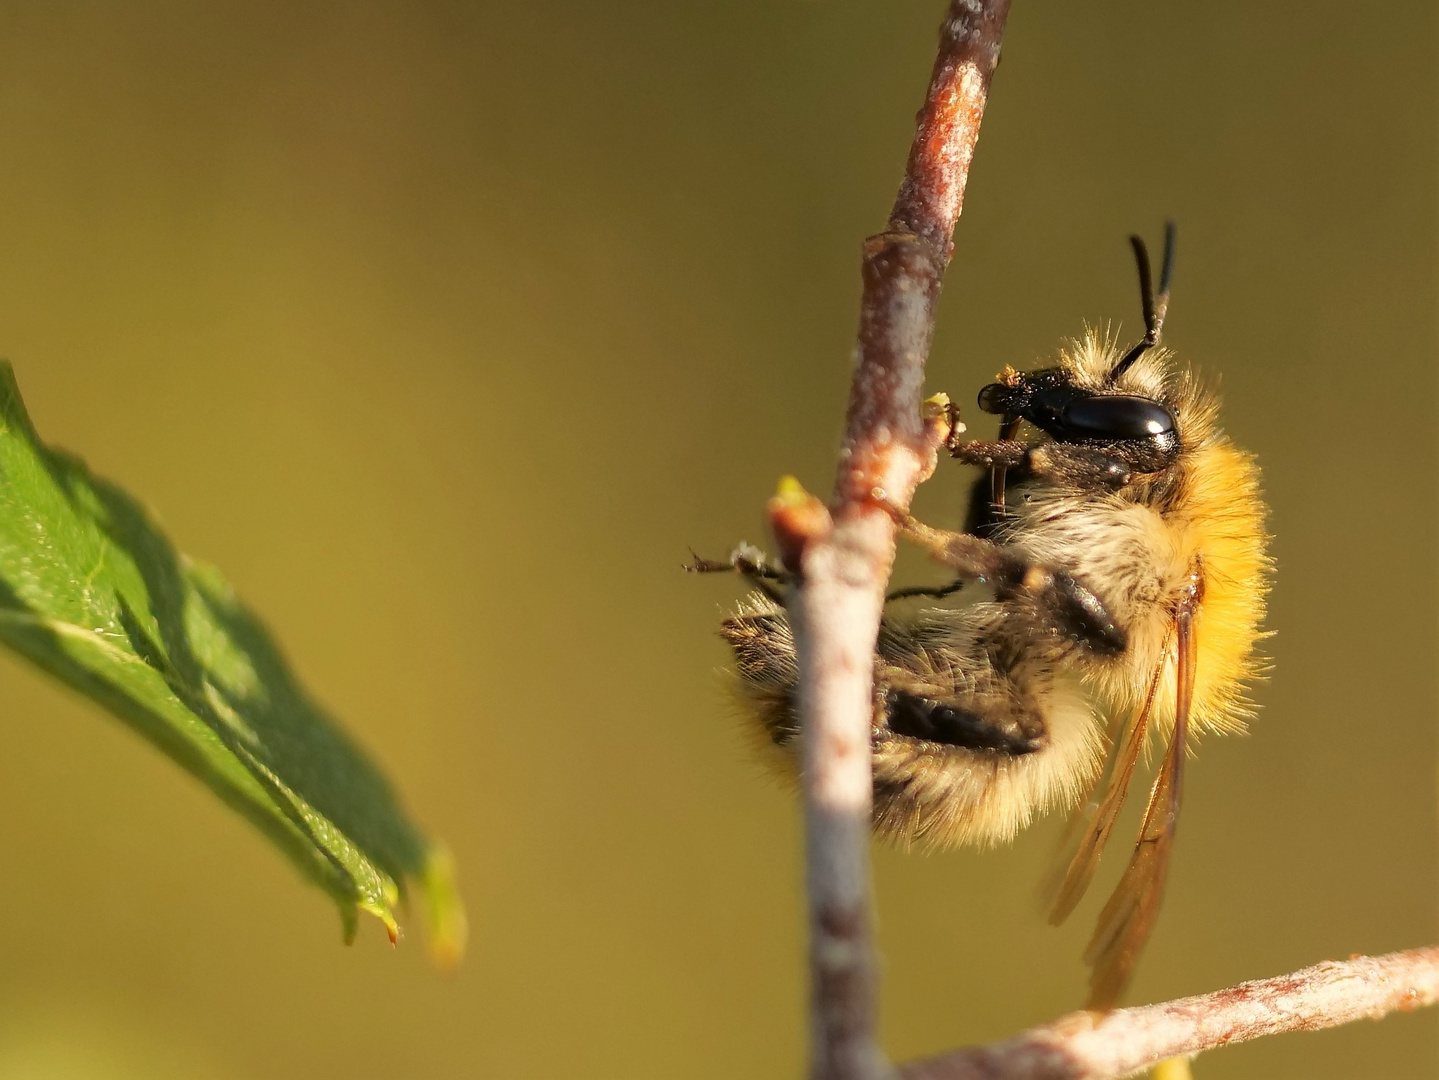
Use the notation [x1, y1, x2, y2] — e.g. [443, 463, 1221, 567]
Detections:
[702, 227, 1270, 1008]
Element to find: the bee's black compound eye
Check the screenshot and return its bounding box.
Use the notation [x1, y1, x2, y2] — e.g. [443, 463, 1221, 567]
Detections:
[1060, 395, 1175, 440]
[977, 382, 1009, 415]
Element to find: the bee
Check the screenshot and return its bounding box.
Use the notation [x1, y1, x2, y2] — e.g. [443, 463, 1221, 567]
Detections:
[697, 226, 1270, 1008]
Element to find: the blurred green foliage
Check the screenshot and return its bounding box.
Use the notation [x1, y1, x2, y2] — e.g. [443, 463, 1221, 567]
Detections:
[0, 2, 1430, 1078]
[0, 363, 461, 960]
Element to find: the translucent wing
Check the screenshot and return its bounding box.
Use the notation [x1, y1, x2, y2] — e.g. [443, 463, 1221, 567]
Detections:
[1044, 629, 1172, 927]
[1083, 578, 1201, 1011]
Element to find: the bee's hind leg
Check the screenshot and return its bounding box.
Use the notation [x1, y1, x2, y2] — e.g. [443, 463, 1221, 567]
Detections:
[882, 685, 1045, 755]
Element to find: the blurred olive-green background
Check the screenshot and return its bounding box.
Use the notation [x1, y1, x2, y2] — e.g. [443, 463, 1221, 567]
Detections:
[0, 2, 1431, 1077]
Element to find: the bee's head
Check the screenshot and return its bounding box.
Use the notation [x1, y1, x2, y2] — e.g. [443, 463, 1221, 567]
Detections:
[977, 224, 1193, 477]
[977, 369, 1178, 461]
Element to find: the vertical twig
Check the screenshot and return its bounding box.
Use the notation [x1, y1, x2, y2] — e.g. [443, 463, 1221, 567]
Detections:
[770, 4, 1011, 1079]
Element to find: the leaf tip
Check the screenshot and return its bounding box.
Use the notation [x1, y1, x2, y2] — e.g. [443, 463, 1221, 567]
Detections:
[357, 899, 402, 948]
[420, 845, 468, 972]
[340, 903, 360, 946]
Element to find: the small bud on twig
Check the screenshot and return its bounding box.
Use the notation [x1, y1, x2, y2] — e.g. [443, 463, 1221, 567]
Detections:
[768, 476, 833, 575]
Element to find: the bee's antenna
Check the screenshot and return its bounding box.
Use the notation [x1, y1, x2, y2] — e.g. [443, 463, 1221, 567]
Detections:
[1153, 219, 1176, 335]
[1110, 221, 1176, 381]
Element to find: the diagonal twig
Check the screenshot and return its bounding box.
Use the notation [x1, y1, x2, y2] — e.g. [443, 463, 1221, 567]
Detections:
[898, 946, 1439, 1080]
[768, 4, 1012, 1079]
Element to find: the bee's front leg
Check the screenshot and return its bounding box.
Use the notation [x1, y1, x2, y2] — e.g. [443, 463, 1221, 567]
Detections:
[1027, 445, 1133, 490]
[938, 397, 1028, 468]
[946, 438, 1030, 470]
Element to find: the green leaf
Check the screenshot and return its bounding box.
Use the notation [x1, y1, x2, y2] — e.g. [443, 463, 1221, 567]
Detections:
[0, 364, 464, 964]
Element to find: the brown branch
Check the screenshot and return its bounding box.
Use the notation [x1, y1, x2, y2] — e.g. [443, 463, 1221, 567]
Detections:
[898, 946, 1439, 1080]
[776, 4, 1011, 1080]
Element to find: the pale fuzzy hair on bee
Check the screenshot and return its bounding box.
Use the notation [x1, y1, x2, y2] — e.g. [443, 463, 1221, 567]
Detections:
[871, 601, 1105, 847]
[1003, 331, 1270, 747]
[720, 592, 1107, 848]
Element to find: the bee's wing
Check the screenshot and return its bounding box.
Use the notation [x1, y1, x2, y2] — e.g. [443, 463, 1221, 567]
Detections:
[1082, 589, 1200, 1011]
[1044, 629, 1172, 927]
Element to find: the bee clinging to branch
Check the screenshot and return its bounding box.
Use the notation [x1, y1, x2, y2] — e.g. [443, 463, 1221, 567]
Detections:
[693, 226, 1270, 1008]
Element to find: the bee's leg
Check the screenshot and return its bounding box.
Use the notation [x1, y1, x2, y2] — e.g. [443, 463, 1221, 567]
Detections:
[872, 502, 1016, 583]
[947, 438, 1029, 470]
[686, 554, 790, 586]
[882, 685, 1044, 754]
[1026, 445, 1133, 490]
[687, 544, 791, 604]
[936, 398, 1027, 466]
[949, 439, 1136, 492]
[947, 439, 1031, 520]
[873, 498, 1125, 655]
[885, 579, 965, 603]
